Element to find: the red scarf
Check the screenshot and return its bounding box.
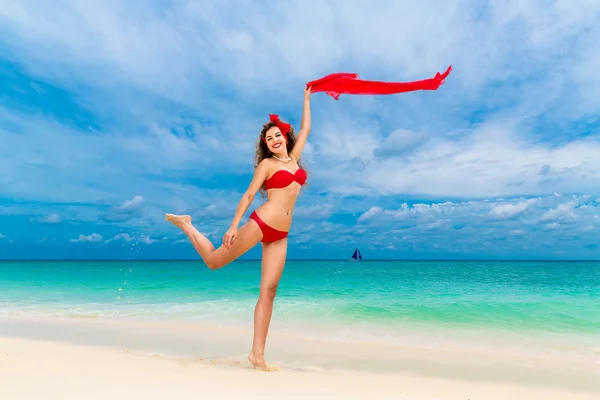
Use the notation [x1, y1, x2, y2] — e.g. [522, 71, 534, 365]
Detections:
[307, 65, 452, 100]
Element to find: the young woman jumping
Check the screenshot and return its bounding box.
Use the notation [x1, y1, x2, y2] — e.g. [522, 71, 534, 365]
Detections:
[166, 86, 312, 371]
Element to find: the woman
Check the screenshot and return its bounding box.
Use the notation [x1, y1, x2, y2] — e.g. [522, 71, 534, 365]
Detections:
[165, 86, 312, 371]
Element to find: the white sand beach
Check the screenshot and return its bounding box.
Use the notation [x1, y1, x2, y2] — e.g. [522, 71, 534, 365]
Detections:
[1, 317, 599, 400]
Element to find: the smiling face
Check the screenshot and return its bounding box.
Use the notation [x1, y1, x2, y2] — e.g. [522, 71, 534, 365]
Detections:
[264, 126, 287, 154]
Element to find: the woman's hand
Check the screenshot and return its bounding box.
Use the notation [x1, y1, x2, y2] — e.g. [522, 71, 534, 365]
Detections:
[222, 226, 237, 249]
[304, 85, 312, 101]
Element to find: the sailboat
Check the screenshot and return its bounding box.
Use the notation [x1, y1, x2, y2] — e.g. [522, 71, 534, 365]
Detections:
[350, 248, 362, 261]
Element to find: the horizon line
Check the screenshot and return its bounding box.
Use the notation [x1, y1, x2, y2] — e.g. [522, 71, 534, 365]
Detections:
[1, 258, 599, 262]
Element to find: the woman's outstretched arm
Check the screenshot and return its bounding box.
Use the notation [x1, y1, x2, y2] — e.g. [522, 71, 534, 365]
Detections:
[290, 86, 312, 160]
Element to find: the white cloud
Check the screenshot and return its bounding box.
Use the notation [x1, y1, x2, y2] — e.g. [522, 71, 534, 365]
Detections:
[357, 194, 598, 232]
[39, 213, 61, 224]
[118, 195, 144, 211]
[106, 233, 135, 243]
[374, 129, 429, 158]
[357, 207, 384, 223]
[70, 233, 102, 243]
[490, 199, 537, 220]
[200, 203, 238, 219]
[0, 234, 6, 239]
[103, 232, 162, 244]
[422, 220, 448, 231]
[359, 201, 486, 224]
[294, 203, 334, 219]
[322, 121, 600, 197]
[138, 235, 157, 245]
[540, 202, 577, 222]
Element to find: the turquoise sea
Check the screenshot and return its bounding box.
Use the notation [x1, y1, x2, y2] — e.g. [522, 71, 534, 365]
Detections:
[2, 260, 599, 354]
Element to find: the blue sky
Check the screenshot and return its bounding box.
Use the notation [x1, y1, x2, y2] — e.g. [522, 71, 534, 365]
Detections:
[1, 1, 600, 260]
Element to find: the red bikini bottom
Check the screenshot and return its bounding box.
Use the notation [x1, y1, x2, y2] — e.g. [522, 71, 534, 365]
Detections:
[249, 211, 288, 243]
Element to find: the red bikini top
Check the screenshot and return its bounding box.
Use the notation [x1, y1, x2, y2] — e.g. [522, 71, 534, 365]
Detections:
[264, 168, 307, 190]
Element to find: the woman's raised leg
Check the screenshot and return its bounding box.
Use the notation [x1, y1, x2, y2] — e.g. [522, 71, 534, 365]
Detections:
[166, 214, 262, 270]
[248, 237, 287, 371]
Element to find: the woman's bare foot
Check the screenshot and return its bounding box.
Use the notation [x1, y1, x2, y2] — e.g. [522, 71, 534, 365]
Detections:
[248, 352, 278, 372]
[165, 213, 191, 228]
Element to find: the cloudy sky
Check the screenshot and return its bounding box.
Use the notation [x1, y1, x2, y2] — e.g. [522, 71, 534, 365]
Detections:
[1, 0, 600, 260]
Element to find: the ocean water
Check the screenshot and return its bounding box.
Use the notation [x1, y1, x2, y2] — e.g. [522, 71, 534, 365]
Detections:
[1, 260, 599, 354]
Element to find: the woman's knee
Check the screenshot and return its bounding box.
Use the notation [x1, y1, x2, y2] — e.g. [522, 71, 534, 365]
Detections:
[206, 261, 220, 270]
[205, 255, 225, 270]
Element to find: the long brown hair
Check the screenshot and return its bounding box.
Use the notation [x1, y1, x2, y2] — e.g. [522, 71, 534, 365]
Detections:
[254, 120, 308, 198]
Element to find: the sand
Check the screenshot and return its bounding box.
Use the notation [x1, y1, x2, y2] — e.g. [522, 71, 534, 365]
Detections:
[1, 317, 599, 400]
